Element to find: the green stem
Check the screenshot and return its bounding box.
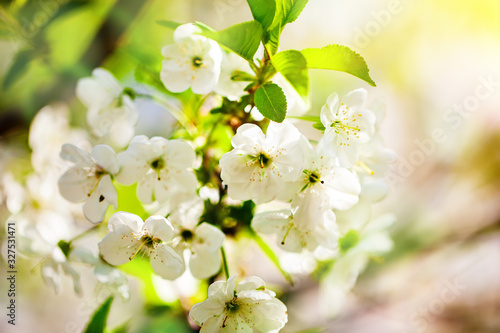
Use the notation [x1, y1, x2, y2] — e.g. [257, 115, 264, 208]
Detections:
[221, 246, 230, 280]
[249, 229, 294, 286]
[287, 115, 321, 122]
[199, 115, 222, 153]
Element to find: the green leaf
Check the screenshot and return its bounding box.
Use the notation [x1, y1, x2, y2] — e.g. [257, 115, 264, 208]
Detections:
[301, 44, 376, 86]
[57, 240, 71, 258]
[156, 20, 182, 30]
[312, 122, 325, 131]
[83, 296, 114, 333]
[265, 25, 281, 55]
[264, 0, 309, 53]
[254, 83, 287, 123]
[2, 49, 36, 90]
[274, 0, 309, 26]
[246, 0, 276, 30]
[195, 21, 263, 62]
[339, 230, 360, 253]
[272, 50, 309, 101]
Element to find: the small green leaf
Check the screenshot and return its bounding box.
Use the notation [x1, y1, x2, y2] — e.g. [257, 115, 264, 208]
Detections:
[254, 83, 287, 123]
[246, 0, 276, 30]
[3, 49, 36, 90]
[272, 50, 309, 101]
[265, 25, 281, 55]
[57, 240, 71, 258]
[339, 230, 360, 253]
[312, 122, 325, 131]
[301, 44, 376, 86]
[156, 20, 182, 30]
[83, 296, 114, 333]
[195, 21, 263, 62]
[262, 0, 309, 54]
[274, 0, 309, 26]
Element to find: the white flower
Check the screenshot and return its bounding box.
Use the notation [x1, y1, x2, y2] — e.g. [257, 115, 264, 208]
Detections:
[215, 51, 252, 100]
[320, 89, 376, 168]
[17, 214, 81, 295]
[280, 140, 361, 232]
[115, 135, 197, 204]
[98, 212, 185, 280]
[58, 144, 119, 223]
[321, 214, 394, 316]
[76, 68, 138, 148]
[173, 222, 225, 279]
[163, 194, 225, 279]
[28, 104, 88, 173]
[252, 209, 338, 253]
[190, 276, 288, 332]
[70, 245, 130, 299]
[357, 134, 397, 178]
[220, 121, 306, 204]
[161, 23, 222, 94]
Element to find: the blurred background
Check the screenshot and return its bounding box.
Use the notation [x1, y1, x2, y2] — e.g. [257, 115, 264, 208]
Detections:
[1, 0, 500, 332]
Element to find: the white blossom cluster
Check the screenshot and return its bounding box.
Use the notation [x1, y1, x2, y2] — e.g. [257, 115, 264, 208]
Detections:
[0, 21, 397, 333]
[161, 23, 251, 100]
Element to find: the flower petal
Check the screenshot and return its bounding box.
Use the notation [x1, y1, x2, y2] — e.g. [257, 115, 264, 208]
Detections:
[236, 276, 266, 294]
[143, 216, 175, 241]
[91, 145, 119, 174]
[230, 124, 265, 152]
[83, 190, 109, 223]
[248, 297, 288, 332]
[193, 223, 225, 253]
[115, 151, 150, 185]
[163, 140, 196, 169]
[60, 143, 93, 167]
[189, 250, 221, 279]
[149, 244, 185, 280]
[98, 230, 141, 266]
[251, 210, 290, 234]
[189, 298, 225, 327]
[107, 211, 143, 233]
[58, 167, 96, 203]
[98, 174, 118, 209]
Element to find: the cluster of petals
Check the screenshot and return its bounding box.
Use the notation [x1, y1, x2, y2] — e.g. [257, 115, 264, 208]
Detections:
[58, 143, 119, 223]
[220, 121, 306, 204]
[76, 68, 138, 148]
[165, 194, 226, 279]
[190, 276, 288, 332]
[98, 212, 184, 279]
[161, 23, 254, 98]
[161, 23, 222, 94]
[321, 214, 395, 316]
[320, 88, 376, 168]
[116, 135, 198, 204]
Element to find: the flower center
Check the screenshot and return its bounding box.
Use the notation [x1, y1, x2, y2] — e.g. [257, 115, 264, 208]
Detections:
[331, 120, 360, 132]
[301, 170, 324, 192]
[308, 172, 322, 184]
[192, 56, 203, 68]
[180, 229, 194, 242]
[95, 169, 107, 178]
[224, 298, 240, 314]
[150, 158, 165, 171]
[257, 153, 271, 168]
[222, 297, 240, 328]
[140, 235, 160, 249]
